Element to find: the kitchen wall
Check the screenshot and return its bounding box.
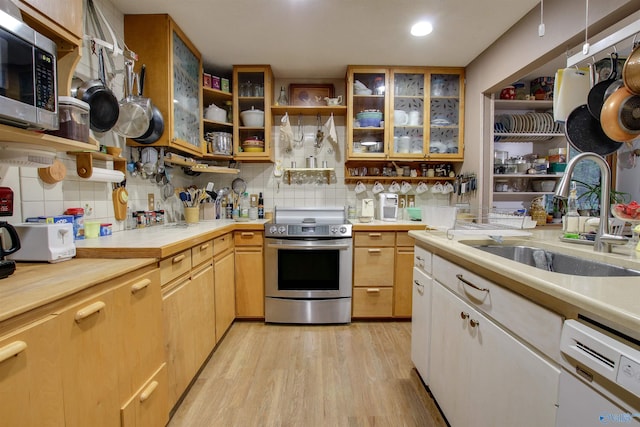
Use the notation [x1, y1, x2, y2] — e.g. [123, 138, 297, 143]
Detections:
[0, 0, 450, 230]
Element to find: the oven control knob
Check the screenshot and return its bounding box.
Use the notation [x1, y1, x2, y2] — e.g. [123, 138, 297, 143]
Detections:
[268, 225, 278, 234]
[330, 226, 338, 234]
[339, 226, 347, 234]
[278, 225, 287, 234]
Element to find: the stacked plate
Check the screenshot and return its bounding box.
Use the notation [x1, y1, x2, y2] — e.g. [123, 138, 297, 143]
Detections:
[494, 112, 564, 141]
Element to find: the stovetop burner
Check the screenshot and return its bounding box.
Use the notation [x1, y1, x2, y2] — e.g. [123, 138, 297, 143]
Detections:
[265, 206, 352, 238]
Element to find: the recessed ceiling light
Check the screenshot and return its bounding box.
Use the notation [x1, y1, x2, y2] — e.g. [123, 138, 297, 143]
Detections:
[411, 21, 433, 37]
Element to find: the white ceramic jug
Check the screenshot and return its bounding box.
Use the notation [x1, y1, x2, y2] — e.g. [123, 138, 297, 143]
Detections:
[394, 110, 408, 125]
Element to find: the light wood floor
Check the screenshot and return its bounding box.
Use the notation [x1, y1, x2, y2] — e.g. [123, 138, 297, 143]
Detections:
[168, 321, 447, 427]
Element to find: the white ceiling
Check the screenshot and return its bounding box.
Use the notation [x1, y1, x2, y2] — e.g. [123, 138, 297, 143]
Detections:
[110, 0, 541, 79]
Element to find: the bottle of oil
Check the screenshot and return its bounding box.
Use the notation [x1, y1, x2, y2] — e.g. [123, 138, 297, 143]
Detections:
[258, 192, 264, 219]
[563, 181, 579, 235]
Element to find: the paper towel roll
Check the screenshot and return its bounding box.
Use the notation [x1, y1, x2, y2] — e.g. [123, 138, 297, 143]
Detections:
[69, 166, 125, 182]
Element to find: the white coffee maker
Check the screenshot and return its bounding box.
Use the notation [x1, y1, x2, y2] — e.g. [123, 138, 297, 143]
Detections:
[377, 193, 398, 221]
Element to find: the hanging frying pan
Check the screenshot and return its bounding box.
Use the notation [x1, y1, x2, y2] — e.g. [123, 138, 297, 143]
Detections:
[600, 85, 640, 142]
[565, 104, 622, 156]
[622, 42, 640, 95]
[587, 52, 619, 120]
[132, 66, 165, 144]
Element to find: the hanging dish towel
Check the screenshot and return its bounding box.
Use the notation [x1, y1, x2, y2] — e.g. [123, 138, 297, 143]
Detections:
[554, 67, 590, 122]
[324, 114, 338, 145]
[280, 113, 293, 146]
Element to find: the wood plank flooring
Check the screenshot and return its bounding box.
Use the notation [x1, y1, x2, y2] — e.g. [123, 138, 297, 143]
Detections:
[168, 321, 447, 427]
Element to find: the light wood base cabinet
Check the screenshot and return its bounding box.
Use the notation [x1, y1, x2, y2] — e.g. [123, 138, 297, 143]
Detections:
[234, 231, 264, 318]
[214, 248, 235, 342]
[0, 315, 64, 427]
[394, 242, 414, 317]
[121, 363, 169, 427]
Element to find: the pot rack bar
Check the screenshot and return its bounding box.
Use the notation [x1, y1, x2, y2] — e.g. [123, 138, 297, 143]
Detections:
[567, 18, 640, 67]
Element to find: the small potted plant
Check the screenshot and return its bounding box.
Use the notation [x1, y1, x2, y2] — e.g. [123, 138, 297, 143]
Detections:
[573, 179, 630, 216]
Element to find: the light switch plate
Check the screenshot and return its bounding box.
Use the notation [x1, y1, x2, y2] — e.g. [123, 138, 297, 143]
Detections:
[148, 193, 155, 211]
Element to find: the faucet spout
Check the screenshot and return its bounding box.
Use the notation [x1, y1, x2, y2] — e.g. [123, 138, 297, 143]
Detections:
[554, 152, 624, 252]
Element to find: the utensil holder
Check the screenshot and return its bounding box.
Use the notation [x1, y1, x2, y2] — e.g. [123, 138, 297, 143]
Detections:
[184, 206, 200, 224]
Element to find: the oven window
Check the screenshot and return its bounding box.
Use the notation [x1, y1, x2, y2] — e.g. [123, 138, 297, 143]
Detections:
[278, 249, 339, 291]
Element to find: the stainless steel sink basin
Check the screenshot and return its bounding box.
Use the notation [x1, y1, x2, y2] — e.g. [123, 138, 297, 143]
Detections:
[470, 245, 640, 277]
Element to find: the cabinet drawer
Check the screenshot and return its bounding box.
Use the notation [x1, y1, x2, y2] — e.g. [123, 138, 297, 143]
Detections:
[433, 255, 562, 360]
[353, 247, 395, 286]
[414, 245, 432, 274]
[234, 231, 264, 246]
[213, 233, 233, 256]
[159, 249, 192, 285]
[352, 287, 393, 317]
[396, 232, 415, 247]
[354, 231, 395, 247]
[120, 363, 169, 427]
[192, 240, 213, 266]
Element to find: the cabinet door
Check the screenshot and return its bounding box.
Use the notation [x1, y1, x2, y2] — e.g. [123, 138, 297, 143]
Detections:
[427, 68, 464, 160]
[0, 316, 64, 427]
[411, 267, 431, 383]
[18, 0, 83, 38]
[430, 282, 559, 427]
[346, 66, 389, 159]
[390, 68, 427, 158]
[233, 65, 273, 161]
[394, 245, 414, 317]
[191, 263, 216, 368]
[235, 247, 265, 317]
[58, 291, 119, 427]
[121, 363, 169, 427]
[114, 269, 164, 402]
[353, 247, 395, 286]
[214, 250, 236, 341]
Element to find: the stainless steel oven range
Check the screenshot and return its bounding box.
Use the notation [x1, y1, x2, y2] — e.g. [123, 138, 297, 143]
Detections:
[264, 207, 352, 324]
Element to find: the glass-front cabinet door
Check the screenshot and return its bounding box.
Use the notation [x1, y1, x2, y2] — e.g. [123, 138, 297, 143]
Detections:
[427, 68, 464, 160]
[390, 68, 426, 158]
[172, 30, 202, 153]
[346, 66, 389, 159]
[233, 65, 273, 162]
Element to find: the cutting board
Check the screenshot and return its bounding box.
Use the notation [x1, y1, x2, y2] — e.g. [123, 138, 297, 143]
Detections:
[554, 67, 591, 122]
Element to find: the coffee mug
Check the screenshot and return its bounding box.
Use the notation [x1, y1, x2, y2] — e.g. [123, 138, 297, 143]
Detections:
[398, 136, 411, 153]
[372, 181, 385, 194]
[388, 181, 400, 193]
[355, 181, 367, 194]
[415, 182, 429, 194]
[442, 182, 455, 194]
[408, 110, 420, 126]
[400, 181, 412, 194]
[431, 182, 444, 194]
[394, 110, 408, 125]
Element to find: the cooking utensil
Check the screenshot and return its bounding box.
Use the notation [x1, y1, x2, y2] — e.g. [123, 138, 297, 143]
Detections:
[232, 177, 247, 195]
[565, 104, 622, 156]
[113, 61, 151, 138]
[553, 67, 591, 122]
[75, 48, 120, 132]
[587, 52, 619, 120]
[132, 67, 165, 144]
[600, 84, 640, 142]
[622, 42, 640, 94]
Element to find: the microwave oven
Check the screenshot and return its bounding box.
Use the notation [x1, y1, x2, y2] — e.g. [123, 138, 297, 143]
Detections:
[0, 9, 58, 130]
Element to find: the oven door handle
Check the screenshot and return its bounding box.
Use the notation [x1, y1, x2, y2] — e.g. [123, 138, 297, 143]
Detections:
[267, 242, 351, 250]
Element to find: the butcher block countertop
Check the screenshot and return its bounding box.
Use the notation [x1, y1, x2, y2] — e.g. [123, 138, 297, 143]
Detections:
[409, 229, 640, 341]
[0, 258, 155, 324]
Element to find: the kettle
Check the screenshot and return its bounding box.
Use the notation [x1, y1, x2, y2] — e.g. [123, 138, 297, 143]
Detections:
[0, 221, 20, 278]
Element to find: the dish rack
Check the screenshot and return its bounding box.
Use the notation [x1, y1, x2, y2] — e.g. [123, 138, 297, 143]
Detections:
[446, 209, 535, 240]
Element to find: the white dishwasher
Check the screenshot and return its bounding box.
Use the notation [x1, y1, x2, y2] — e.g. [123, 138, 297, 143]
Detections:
[557, 319, 640, 426]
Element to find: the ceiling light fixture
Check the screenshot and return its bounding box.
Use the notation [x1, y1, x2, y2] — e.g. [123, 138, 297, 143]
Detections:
[411, 21, 433, 37]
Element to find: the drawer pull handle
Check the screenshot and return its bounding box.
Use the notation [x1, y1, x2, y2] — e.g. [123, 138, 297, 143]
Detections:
[414, 280, 424, 295]
[456, 274, 489, 293]
[469, 319, 480, 328]
[366, 288, 380, 293]
[131, 278, 152, 294]
[368, 233, 382, 237]
[0, 341, 27, 363]
[368, 249, 382, 254]
[172, 254, 186, 264]
[200, 243, 210, 250]
[139, 380, 159, 403]
[460, 311, 469, 320]
[75, 301, 106, 322]
[241, 232, 254, 237]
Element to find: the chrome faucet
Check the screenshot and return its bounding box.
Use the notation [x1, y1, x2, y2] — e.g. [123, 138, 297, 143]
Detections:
[555, 152, 627, 252]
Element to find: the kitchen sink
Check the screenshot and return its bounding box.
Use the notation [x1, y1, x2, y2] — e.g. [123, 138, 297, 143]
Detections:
[469, 244, 640, 277]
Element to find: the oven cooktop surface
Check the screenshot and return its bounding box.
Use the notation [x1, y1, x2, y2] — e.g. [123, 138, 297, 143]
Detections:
[265, 206, 351, 238]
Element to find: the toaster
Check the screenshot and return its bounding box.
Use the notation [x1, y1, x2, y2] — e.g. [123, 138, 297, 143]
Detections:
[7, 223, 75, 263]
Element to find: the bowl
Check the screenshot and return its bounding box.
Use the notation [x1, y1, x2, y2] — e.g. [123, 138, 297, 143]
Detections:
[242, 137, 264, 152]
[240, 108, 264, 127]
[531, 180, 556, 192]
[356, 111, 383, 127]
[358, 216, 373, 223]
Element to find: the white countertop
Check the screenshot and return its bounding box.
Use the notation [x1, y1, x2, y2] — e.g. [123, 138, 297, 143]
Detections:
[409, 228, 640, 340]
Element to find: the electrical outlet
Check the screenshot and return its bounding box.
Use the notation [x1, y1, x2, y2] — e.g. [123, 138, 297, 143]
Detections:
[148, 193, 155, 211]
[407, 195, 415, 207]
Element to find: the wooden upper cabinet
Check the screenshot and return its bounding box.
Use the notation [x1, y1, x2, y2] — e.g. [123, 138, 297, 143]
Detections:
[17, 0, 83, 40]
[124, 14, 204, 157]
